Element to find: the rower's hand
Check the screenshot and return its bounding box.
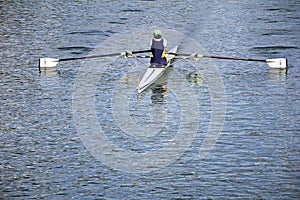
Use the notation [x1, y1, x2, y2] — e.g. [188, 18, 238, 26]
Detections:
[191, 53, 203, 61]
[191, 53, 203, 58]
[121, 51, 132, 57]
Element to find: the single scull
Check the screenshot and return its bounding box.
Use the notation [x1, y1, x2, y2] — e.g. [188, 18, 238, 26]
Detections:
[137, 46, 178, 93]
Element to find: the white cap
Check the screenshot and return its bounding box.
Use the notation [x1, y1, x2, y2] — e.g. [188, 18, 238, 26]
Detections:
[153, 30, 162, 38]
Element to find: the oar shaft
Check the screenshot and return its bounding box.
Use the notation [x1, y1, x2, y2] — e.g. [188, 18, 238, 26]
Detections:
[203, 55, 266, 62]
[59, 53, 119, 62]
[169, 52, 287, 68]
[169, 53, 266, 63]
[59, 50, 151, 62]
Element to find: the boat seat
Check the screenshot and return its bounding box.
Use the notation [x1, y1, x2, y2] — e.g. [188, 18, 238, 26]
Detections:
[149, 64, 166, 68]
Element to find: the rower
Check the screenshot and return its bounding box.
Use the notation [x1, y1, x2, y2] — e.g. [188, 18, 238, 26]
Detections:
[150, 30, 168, 67]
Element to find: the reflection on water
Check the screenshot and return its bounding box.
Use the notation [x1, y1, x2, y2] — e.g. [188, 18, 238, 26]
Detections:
[144, 67, 204, 105]
[150, 84, 167, 104]
[189, 73, 203, 88]
[39, 67, 58, 74]
[267, 68, 287, 80]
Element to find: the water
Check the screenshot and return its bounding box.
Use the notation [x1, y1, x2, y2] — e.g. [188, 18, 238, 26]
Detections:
[1, 0, 299, 199]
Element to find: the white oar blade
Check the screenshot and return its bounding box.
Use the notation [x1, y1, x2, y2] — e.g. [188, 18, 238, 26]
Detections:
[266, 58, 287, 69]
[39, 58, 59, 68]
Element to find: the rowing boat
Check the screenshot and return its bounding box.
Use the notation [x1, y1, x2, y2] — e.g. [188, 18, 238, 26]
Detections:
[137, 46, 178, 93]
[39, 45, 287, 77]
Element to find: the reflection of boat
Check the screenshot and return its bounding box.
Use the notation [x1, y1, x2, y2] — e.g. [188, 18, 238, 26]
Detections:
[150, 83, 167, 104]
[137, 46, 178, 93]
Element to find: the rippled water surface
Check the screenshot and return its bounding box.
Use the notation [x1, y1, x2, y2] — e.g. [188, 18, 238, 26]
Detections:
[1, 0, 299, 199]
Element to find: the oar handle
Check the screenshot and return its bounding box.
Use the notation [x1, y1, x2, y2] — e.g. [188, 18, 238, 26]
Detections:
[131, 49, 152, 54]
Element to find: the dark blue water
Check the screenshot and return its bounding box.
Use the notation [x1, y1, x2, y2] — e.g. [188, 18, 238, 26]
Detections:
[1, 0, 299, 199]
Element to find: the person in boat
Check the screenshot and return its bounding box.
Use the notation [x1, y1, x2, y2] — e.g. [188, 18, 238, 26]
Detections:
[150, 30, 167, 66]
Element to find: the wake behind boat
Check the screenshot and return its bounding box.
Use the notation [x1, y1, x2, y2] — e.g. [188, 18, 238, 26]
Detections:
[137, 46, 178, 93]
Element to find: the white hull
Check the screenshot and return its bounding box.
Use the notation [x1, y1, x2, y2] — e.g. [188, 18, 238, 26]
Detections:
[137, 46, 178, 93]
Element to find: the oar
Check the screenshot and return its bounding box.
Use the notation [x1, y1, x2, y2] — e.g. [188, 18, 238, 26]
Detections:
[169, 53, 288, 69]
[39, 50, 151, 68]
